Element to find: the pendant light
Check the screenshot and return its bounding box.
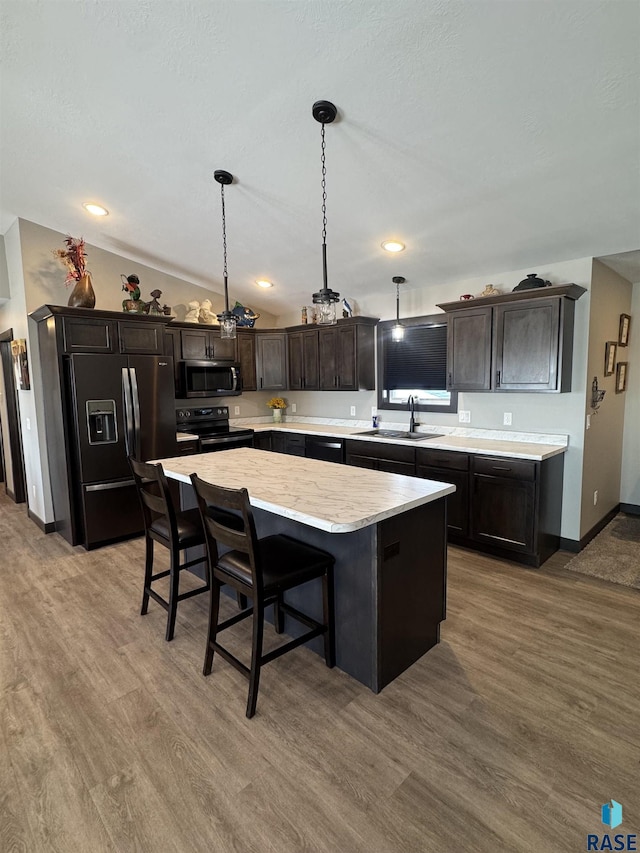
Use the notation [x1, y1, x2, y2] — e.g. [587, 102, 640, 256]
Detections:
[391, 276, 406, 341]
[214, 169, 237, 340]
[311, 100, 340, 325]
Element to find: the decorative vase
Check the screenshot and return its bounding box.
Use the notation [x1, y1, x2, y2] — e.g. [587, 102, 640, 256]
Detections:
[272, 409, 283, 423]
[67, 273, 96, 309]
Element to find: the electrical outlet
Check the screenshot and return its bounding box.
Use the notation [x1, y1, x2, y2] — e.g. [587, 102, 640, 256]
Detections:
[350, 405, 356, 417]
[503, 412, 512, 426]
[593, 490, 598, 506]
[458, 410, 471, 424]
[26, 417, 31, 430]
[234, 406, 240, 416]
[586, 414, 591, 430]
[291, 403, 297, 413]
[371, 406, 377, 416]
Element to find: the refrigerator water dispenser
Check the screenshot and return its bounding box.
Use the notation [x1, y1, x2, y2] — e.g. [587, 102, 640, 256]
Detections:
[87, 400, 117, 444]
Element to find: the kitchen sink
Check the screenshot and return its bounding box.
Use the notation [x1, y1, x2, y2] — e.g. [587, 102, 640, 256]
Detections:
[353, 429, 445, 441]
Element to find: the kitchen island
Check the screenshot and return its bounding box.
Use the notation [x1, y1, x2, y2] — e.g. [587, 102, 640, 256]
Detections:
[156, 448, 455, 692]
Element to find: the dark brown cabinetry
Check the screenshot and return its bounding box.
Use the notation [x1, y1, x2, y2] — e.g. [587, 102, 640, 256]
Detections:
[470, 456, 536, 553]
[255, 332, 288, 391]
[345, 440, 415, 476]
[318, 318, 377, 391]
[176, 438, 200, 456]
[415, 448, 470, 536]
[253, 431, 272, 451]
[179, 327, 236, 361]
[288, 328, 319, 390]
[438, 284, 585, 393]
[236, 330, 257, 391]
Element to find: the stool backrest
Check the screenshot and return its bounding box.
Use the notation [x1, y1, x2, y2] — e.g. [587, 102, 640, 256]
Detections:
[190, 474, 263, 594]
[129, 456, 178, 541]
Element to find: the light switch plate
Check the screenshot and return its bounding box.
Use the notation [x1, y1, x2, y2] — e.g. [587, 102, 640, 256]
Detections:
[291, 403, 297, 413]
[350, 406, 356, 417]
[458, 410, 470, 424]
[234, 406, 240, 415]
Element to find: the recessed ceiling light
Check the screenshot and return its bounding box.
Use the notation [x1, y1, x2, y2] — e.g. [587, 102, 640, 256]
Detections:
[83, 202, 109, 217]
[256, 279, 273, 288]
[381, 240, 405, 253]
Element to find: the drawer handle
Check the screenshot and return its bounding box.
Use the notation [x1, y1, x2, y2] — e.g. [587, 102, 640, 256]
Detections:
[496, 370, 501, 387]
[491, 465, 512, 471]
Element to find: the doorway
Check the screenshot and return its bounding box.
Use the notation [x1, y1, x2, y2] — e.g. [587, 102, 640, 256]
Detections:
[0, 328, 27, 503]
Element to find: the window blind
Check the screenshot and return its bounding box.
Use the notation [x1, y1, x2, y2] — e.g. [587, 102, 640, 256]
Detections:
[384, 324, 447, 390]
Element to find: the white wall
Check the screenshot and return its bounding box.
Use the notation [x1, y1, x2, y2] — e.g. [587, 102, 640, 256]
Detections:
[620, 282, 640, 507]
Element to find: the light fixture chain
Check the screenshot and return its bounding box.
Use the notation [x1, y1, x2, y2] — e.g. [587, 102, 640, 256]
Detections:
[220, 183, 228, 280]
[321, 122, 327, 245]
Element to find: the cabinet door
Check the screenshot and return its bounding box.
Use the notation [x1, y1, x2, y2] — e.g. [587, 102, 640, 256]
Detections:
[302, 329, 319, 389]
[62, 317, 115, 353]
[181, 328, 210, 360]
[212, 332, 236, 361]
[416, 465, 469, 536]
[346, 452, 378, 470]
[447, 308, 492, 391]
[118, 322, 165, 354]
[377, 459, 416, 476]
[470, 458, 536, 553]
[288, 332, 304, 390]
[271, 432, 287, 454]
[493, 298, 560, 391]
[318, 327, 338, 390]
[256, 333, 288, 391]
[253, 432, 272, 451]
[237, 332, 257, 391]
[337, 325, 357, 390]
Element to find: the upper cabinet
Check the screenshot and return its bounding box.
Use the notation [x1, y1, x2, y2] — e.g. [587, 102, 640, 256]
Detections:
[256, 332, 288, 391]
[236, 330, 257, 391]
[178, 326, 236, 361]
[288, 328, 319, 390]
[437, 284, 586, 393]
[317, 317, 377, 391]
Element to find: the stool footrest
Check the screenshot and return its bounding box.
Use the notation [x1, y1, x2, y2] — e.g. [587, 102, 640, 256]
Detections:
[177, 583, 209, 602]
[218, 607, 254, 632]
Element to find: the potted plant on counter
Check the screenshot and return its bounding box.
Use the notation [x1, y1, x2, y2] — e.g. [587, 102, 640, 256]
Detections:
[267, 397, 287, 423]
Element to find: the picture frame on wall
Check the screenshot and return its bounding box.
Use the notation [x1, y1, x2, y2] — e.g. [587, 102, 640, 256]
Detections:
[10, 338, 30, 391]
[618, 313, 631, 347]
[604, 341, 617, 376]
[615, 361, 628, 393]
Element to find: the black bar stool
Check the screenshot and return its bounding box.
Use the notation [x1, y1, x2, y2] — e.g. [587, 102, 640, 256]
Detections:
[190, 474, 335, 718]
[129, 457, 209, 641]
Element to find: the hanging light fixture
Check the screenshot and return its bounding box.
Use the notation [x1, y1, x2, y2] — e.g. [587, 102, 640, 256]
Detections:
[391, 276, 406, 341]
[214, 169, 237, 340]
[311, 100, 340, 325]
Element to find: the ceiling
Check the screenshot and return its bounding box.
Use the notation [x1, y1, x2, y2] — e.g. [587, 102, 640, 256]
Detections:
[2, 1, 639, 315]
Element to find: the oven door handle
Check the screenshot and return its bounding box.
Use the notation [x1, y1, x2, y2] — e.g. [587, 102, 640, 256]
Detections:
[200, 433, 252, 447]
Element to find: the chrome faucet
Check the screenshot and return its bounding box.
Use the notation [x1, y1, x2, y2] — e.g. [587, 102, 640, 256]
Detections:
[408, 395, 418, 433]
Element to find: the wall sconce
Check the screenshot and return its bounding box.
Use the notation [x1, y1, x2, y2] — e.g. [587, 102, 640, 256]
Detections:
[591, 376, 606, 412]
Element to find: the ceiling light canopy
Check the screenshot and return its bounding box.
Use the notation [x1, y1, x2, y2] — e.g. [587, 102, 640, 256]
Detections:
[83, 202, 109, 217]
[311, 99, 340, 325]
[214, 169, 237, 340]
[382, 240, 405, 253]
[256, 279, 273, 288]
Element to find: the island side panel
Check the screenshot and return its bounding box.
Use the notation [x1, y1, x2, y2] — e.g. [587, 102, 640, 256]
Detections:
[377, 498, 447, 691]
[252, 511, 379, 692]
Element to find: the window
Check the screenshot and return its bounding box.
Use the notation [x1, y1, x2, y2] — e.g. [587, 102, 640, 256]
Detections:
[377, 315, 458, 413]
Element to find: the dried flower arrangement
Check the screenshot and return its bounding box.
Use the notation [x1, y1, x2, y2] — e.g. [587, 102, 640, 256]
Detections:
[266, 397, 287, 410]
[53, 236, 88, 285]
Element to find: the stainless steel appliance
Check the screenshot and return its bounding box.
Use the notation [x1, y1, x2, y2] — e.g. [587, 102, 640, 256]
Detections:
[176, 406, 254, 451]
[179, 360, 241, 398]
[68, 353, 177, 548]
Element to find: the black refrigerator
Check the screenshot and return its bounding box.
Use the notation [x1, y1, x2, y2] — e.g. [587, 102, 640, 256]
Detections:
[67, 353, 176, 549]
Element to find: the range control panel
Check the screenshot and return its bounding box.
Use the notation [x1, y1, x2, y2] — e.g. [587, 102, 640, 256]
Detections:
[176, 406, 229, 424]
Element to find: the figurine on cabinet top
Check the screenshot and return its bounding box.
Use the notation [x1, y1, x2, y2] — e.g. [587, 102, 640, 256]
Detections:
[480, 284, 500, 297]
[198, 299, 219, 325]
[184, 301, 200, 323]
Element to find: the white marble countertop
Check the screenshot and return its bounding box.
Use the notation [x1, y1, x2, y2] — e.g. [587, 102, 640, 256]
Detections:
[250, 421, 567, 461]
[155, 448, 455, 533]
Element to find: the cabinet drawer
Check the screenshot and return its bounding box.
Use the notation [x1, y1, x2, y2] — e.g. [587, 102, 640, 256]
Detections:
[472, 456, 536, 481]
[285, 434, 306, 456]
[176, 439, 200, 456]
[416, 448, 469, 471]
[348, 440, 415, 464]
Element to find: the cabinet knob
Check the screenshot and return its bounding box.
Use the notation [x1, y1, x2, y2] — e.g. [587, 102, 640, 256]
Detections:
[496, 370, 501, 388]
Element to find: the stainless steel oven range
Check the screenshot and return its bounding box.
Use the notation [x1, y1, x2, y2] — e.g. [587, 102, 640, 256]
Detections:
[176, 406, 254, 452]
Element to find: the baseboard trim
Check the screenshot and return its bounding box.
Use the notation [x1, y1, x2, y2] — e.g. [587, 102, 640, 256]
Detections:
[620, 502, 640, 516]
[6, 487, 16, 501]
[28, 508, 57, 534]
[561, 505, 621, 553]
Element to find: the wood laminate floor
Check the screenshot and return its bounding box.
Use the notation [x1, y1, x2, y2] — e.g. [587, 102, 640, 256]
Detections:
[1, 492, 638, 852]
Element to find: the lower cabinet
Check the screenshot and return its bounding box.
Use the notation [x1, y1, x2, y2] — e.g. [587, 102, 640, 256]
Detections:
[176, 439, 200, 456]
[345, 440, 415, 475]
[470, 456, 535, 553]
[415, 449, 470, 537]
[253, 432, 272, 451]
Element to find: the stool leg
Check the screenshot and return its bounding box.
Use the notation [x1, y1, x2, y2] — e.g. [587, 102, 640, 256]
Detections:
[322, 565, 336, 668]
[203, 579, 221, 676]
[165, 544, 181, 642]
[274, 593, 284, 634]
[246, 604, 264, 718]
[236, 592, 248, 610]
[141, 536, 153, 615]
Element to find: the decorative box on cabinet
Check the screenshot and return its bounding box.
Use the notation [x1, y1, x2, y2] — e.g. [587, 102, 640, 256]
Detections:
[437, 284, 585, 393]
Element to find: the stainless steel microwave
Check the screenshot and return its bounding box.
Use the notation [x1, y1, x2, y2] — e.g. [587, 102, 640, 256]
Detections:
[179, 360, 242, 398]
